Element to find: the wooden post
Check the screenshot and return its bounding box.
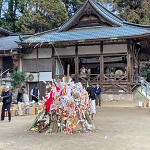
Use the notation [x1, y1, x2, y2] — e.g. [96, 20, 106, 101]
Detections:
[75, 45, 79, 82]
[127, 41, 131, 92]
[131, 57, 134, 81]
[66, 64, 70, 82]
[67, 64, 70, 77]
[100, 42, 104, 90]
[36, 48, 39, 73]
[135, 59, 139, 82]
[52, 46, 55, 78]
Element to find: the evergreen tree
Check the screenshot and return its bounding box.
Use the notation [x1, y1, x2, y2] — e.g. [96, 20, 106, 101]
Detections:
[62, 0, 85, 17]
[16, 0, 68, 33]
[0, 0, 3, 17]
[0, 0, 20, 32]
[0, 0, 68, 33]
[0, 0, 4, 29]
[113, 0, 150, 25]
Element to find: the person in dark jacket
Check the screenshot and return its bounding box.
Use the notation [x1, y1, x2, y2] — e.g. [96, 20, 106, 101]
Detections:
[0, 85, 12, 122]
[17, 86, 24, 103]
[17, 86, 25, 110]
[31, 85, 40, 104]
[86, 86, 96, 120]
[94, 83, 101, 106]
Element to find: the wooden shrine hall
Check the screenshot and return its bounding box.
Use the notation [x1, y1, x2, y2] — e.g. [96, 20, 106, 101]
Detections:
[18, 0, 150, 94]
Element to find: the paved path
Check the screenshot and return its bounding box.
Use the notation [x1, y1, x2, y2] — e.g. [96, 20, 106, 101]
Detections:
[0, 106, 150, 150]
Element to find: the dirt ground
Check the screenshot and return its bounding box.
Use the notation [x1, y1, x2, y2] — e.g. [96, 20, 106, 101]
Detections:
[0, 106, 150, 150]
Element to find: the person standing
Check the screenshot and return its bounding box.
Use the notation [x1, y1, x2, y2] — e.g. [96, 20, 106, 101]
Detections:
[17, 86, 24, 110]
[22, 86, 30, 115]
[31, 85, 40, 105]
[94, 83, 101, 106]
[87, 87, 96, 120]
[0, 85, 12, 122]
[80, 65, 87, 77]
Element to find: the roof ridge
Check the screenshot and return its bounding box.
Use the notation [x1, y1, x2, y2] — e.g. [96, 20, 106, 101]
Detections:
[58, 2, 87, 32]
[96, 1, 123, 21]
[90, 0, 123, 26]
[58, 0, 124, 32]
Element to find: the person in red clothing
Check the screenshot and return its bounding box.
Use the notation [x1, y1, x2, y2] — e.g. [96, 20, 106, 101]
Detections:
[45, 82, 63, 112]
[45, 90, 53, 112]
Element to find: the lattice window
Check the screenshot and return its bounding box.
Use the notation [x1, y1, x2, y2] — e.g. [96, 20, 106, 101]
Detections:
[38, 59, 52, 71]
[23, 58, 52, 72]
[23, 59, 38, 72]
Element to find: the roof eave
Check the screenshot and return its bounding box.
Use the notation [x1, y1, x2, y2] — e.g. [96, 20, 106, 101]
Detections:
[124, 21, 150, 29]
[0, 27, 13, 35]
[18, 33, 150, 47]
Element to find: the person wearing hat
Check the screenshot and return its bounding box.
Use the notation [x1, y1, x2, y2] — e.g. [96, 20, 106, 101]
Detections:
[0, 85, 12, 122]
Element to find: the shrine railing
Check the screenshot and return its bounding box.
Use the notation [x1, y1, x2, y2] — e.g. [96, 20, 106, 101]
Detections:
[78, 74, 100, 82]
[104, 74, 127, 82]
[140, 78, 150, 97]
[54, 74, 76, 81]
[54, 74, 140, 85]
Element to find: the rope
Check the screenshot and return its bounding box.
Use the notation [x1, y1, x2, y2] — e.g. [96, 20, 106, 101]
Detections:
[51, 43, 64, 75]
[33, 42, 64, 77]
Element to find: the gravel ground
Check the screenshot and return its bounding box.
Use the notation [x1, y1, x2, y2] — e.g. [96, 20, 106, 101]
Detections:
[0, 106, 150, 150]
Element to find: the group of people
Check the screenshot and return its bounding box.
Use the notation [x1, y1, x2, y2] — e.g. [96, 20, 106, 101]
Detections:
[17, 85, 40, 105]
[0, 82, 101, 122]
[0, 84, 40, 122]
[80, 65, 100, 77]
[17, 85, 29, 111]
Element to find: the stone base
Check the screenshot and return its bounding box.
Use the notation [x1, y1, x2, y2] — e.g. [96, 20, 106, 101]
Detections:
[101, 94, 133, 102]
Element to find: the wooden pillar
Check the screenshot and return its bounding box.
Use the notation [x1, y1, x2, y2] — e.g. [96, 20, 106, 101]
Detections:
[12, 55, 20, 71]
[131, 57, 134, 82]
[75, 45, 79, 82]
[51, 46, 55, 78]
[100, 42, 104, 90]
[134, 59, 139, 80]
[127, 41, 131, 92]
[36, 48, 39, 73]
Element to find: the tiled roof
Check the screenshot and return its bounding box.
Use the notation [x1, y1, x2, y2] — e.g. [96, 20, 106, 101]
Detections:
[19, 0, 150, 44]
[22, 25, 150, 44]
[0, 36, 19, 50]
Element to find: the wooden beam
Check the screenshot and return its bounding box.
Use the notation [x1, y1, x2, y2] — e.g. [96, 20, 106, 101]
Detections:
[104, 77, 129, 92]
[75, 45, 78, 82]
[100, 42, 104, 90]
[127, 41, 132, 92]
[53, 53, 127, 58]
[36, 48, 39, 72]
[52, 46, 55, 78]
[0, 54, 21, 56]
[103, 84, 114, 92]
[131, 85, 137, 91]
